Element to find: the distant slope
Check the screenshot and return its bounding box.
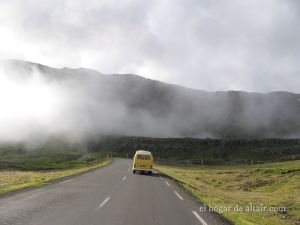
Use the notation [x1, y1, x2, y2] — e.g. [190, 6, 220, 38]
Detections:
[88, 136, 300, 163]
[1, 59, 300, 139]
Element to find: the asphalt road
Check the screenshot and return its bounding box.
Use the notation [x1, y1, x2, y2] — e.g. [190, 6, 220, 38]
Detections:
[0, 158, 230, 225]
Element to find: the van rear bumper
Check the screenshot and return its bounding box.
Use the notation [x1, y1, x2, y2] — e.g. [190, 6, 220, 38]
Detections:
[132, 167, 153, 172]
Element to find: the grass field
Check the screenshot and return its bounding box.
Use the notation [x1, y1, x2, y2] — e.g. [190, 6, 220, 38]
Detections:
[156, 160, 300, 225]
[0, 146, 107, 170]
[0, 159, 111, 195]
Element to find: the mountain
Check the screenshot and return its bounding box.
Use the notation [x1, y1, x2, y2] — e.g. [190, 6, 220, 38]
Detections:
[1, 59, 300, 139]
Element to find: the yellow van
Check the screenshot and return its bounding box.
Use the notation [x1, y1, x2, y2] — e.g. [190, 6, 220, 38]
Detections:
[132, 150, 153, 174]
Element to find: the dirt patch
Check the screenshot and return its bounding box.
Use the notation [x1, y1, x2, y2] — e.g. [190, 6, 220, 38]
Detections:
[239, 179, 272, 191]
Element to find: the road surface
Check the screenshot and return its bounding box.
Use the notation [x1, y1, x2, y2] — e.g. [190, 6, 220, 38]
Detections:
[0, 158, 230, 225]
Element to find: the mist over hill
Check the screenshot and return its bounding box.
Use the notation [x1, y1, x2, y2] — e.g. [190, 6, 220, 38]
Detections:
[1, 59, 300, 143]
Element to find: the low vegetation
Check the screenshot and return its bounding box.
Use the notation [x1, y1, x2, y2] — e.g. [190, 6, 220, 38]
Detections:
[0, 144, 108, 170]
[90, 136, 300, 163]
[0, 144, 111, 194]
[156, 160, 300, 225]
[0, 159, 111, 195]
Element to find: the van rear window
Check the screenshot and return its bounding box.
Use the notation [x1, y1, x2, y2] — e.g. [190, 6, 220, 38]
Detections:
[137, 155, 150, 160]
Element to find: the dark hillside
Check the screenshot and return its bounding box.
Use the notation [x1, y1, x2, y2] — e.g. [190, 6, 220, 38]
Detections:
[88, 137, 300, 164]
[1, 59, 300, 139]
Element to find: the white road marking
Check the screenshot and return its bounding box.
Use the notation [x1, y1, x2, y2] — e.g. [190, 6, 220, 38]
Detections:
[61, 179, 74, 184]
[82, 173, 91, 177]
[122, 176, 127, 181]
[165, 181, 170, 186]
[96, 197, 111, 211]
[174, 191, 184, 200]
[192, 211, 208, 225]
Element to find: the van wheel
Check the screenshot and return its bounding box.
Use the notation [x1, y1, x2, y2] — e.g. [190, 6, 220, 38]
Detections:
[133, 170, 136, 174]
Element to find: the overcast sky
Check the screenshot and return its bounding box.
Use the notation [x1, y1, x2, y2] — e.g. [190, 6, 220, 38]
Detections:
[0, 0, 299, 92]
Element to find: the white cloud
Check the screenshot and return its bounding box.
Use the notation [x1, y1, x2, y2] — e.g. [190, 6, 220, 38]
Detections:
[0, 0, 299, 92]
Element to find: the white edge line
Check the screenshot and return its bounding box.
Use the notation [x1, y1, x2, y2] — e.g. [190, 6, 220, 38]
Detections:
[192, 211, 208, 225]
[165, 181, 170, 186]
[96, 197, 111, 211]
[122, 176, 127, 181]
[61, 178, 74, 184]
[174, 191, 184, 200]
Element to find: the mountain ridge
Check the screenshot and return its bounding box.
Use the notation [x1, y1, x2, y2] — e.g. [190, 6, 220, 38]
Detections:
[3, 59, 299, 95]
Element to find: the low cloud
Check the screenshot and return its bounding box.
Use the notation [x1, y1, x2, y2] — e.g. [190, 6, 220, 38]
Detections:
[1, 60, 300, 144]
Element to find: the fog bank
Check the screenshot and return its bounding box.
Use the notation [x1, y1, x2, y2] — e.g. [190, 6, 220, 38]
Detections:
[0, 60, 300, 143]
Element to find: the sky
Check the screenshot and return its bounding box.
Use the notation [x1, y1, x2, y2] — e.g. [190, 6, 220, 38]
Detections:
[0, 0, 299, 92]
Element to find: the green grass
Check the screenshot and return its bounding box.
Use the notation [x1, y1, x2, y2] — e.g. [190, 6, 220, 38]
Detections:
[0, 146, 106, 170]
[0, 145, 112, 194]
[0, 159, 111, 194]
[156, 160, 300, 225]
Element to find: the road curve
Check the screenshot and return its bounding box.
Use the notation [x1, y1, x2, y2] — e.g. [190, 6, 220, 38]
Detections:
[0, 158, 230, 225]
